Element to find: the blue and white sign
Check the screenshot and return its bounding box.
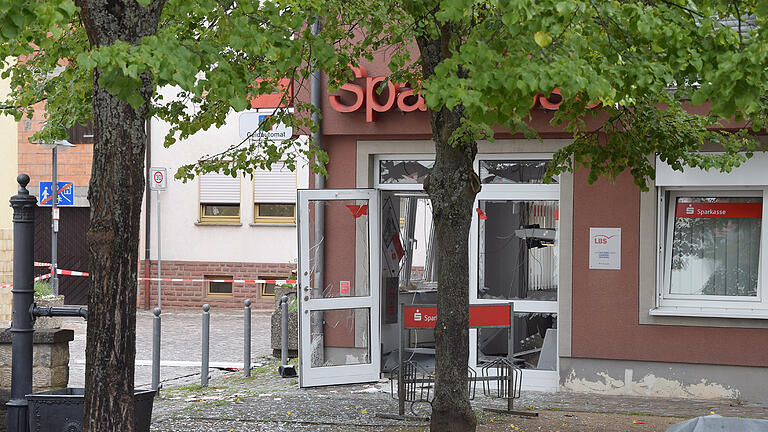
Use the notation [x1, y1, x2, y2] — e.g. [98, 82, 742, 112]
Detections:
[239, 110, 292, 141]
[39, 181, 74, 206]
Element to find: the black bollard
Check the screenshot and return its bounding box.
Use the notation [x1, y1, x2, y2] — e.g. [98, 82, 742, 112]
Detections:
[7, 174, 37, 432]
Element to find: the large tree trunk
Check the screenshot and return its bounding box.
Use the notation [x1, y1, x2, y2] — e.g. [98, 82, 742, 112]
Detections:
[77, 1, 164, 430]
[418, 33, 479, 432]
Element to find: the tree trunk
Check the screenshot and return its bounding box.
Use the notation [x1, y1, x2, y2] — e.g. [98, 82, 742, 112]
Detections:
[418, 33, 479, 432]
[77, 1, 164, 430]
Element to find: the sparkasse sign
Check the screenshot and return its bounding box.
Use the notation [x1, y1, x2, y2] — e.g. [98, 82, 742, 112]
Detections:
[675, 202, 762, 219]
[328, 65, 602, 122]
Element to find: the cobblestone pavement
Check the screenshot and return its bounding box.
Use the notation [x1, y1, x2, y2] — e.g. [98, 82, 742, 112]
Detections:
[149, 359, 768, 432]
[62, 309, 768, 431]
[63, 307, 275, 389]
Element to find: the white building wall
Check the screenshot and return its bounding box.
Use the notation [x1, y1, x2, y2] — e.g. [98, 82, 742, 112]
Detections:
[140, 91, 308, 265]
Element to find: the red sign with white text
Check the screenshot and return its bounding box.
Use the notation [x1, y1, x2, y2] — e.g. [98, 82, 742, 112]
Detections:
[403, 305, 512, 328]
[675, 202, 762, 219]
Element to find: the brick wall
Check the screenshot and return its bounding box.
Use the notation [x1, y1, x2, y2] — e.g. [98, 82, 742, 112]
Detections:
[137, 259, 296, 310]
[17, 102, 94, 188]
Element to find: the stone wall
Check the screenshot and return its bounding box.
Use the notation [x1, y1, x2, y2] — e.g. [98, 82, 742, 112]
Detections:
[0, 228, 12, 324]
[138, 259, 296, 309]
[0, 328, 74, 395]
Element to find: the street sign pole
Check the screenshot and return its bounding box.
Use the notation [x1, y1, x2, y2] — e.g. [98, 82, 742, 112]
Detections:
[51, 146, 58, 296]
[149, 167, 167, 309]
[156, 188, 161, 309]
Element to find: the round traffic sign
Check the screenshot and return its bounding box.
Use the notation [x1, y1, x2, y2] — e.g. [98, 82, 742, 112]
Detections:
[153, 171, 164, 184]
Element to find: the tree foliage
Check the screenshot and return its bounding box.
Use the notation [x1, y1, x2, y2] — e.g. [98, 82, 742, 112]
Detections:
[3, 1, 767, 183]
[3, 0, 768, 430]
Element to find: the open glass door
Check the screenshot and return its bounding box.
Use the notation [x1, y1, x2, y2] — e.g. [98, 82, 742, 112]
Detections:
[297, 189, 380, 387]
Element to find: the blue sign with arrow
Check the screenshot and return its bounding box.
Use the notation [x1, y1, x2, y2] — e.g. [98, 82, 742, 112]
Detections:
[39, 181, 74, 206]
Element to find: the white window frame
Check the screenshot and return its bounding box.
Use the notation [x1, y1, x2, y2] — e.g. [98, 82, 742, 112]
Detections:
[469, 153, 560, 392]
[253, 161, 297, 224]
[654, 187, 768, 318]
[199, 173, 242, 224]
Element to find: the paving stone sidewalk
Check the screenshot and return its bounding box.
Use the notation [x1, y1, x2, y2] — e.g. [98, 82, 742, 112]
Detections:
[149, 357, 768, 432]
[64, 307, 275, 389]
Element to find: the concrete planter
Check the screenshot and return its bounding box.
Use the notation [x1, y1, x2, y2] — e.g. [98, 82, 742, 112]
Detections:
[271, 310, 298, 358]
[270, 286, 298, 358]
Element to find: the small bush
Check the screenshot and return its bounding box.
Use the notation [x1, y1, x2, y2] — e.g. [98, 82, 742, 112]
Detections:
[33, 280, 58, 300]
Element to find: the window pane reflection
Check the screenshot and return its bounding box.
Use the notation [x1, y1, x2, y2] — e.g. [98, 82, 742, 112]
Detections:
[379, 160, 434, 184]
[670, 196, 761, 297]
[479, 160, 556, 184]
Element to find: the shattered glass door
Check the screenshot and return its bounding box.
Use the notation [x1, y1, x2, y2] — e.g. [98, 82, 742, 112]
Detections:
[298, 190, 380, 387]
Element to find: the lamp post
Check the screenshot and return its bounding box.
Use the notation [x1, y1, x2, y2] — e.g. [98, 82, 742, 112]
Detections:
[36, 139, 75, 296]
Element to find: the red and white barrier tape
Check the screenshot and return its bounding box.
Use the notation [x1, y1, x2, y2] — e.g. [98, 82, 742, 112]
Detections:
[0, 273, 52, 290]
[138, 277, 296, 284]
[2, 264, 298, 288]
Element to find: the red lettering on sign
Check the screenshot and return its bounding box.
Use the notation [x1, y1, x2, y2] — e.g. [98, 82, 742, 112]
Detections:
[592, 234, 615, 244]
[328, 65, 368, 113]
[331, 67, 600, 121]
[675, 202, 762, 219]
[329, 66, 426, 122]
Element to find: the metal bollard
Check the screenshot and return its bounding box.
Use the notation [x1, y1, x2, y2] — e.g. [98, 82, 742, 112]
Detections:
[152, 307, 161, 391]
[201, 304, 210, 387]
[278, 294, 297, 378]
[243, 299, 251, 378]
[281, 295, 289, 365]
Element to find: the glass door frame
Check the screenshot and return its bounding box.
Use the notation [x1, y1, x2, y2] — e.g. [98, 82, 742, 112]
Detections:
[469, 155, 560, 391]
[297, 188, 381, 387]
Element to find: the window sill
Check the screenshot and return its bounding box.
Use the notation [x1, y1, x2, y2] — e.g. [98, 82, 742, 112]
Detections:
[650, 307, 768, 320]
[195, 222, 243, 226]
[249, 222, 296, 227]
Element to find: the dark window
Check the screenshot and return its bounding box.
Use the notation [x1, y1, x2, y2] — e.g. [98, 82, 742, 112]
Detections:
[205, 275, 233, 297]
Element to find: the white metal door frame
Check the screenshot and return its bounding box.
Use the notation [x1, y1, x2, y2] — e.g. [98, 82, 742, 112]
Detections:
[297, 189, 381, 387]
[469, 187, 560, 391]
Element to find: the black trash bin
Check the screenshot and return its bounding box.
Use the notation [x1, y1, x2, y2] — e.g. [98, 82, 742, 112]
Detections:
[26, 388, 155, 432]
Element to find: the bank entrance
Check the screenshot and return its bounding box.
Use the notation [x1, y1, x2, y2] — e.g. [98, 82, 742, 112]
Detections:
[297, 155, 560, 390]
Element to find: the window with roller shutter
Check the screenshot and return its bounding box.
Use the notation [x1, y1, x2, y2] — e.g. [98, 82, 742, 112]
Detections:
[253, 162, 296, 224]
[199, 173, 241, 223]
